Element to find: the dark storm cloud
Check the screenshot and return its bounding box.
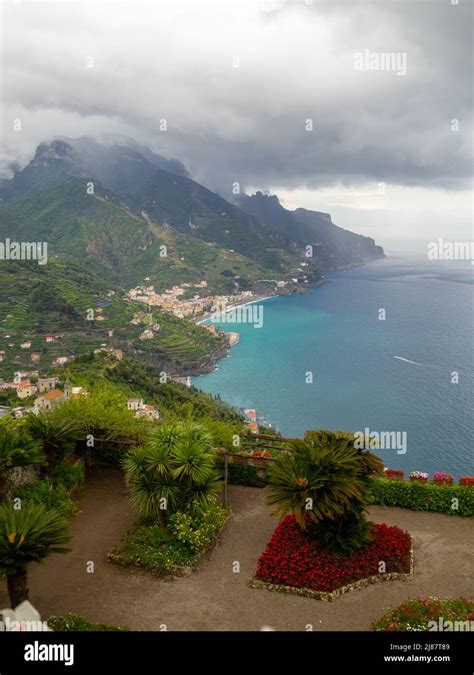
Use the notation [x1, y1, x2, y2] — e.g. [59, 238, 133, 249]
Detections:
[0, 0, 472, 196]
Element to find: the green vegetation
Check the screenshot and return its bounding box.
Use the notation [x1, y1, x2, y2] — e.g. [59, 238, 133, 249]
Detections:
[372, 598, 474, 631]
[47, 613, 128, 632]
[0, 503, 71, 608]
[13, 461, 85, 518]
[45, 353, 244, 466]
[168, 502, 229, 553]
[109, 501, 229, 575]
[0, 177, 309, 291]
[369, 479, 474, 517]
[0, 428, 45, 500]
[266, 430, 384, 553]
[111, 421, 229, 576]
[25, 414, 80, 475]
[109, 521, 195, 573]
[217, 460, 268, 487]
[222, 462, 474, 517]
[123, 423, 222, 521]
[0, 260, 226, 380]
[50, 381, 149, 452]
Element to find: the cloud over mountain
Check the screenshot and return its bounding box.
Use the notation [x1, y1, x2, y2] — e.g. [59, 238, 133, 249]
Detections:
[0, 0, 471, 244]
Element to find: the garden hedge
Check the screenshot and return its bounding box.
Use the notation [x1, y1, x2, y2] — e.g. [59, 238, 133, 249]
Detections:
[219, 462, 474, 516]
[369, 479, 474, 517]
[216, 460, 267, 488]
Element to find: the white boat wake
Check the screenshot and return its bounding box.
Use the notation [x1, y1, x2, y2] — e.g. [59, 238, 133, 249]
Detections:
[393, 356, 426, 367]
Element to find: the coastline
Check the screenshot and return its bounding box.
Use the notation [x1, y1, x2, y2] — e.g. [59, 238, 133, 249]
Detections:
[194, 294, 277, 326]
[190, 256, 472, 477]
[191, 258, 384, 377]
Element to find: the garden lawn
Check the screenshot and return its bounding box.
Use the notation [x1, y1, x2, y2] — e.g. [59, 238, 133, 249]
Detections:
[256, 516, 411, 593]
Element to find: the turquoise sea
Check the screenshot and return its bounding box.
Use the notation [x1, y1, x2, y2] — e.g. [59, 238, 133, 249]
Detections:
[194, 256, 473, 477]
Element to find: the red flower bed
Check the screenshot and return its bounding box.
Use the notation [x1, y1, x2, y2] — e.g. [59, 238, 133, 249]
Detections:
[256, 516, 411, 593]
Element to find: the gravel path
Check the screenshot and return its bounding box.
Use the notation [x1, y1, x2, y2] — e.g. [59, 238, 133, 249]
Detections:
[1, 467, 472, 631]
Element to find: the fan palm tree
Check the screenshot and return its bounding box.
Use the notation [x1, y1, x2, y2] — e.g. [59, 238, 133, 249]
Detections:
[123, 423, 221, 522]
[25, 414, 81, 475]
[0, 503, 71, 608]
[0, 430, 45, 501]
[267, 429, 384, 552]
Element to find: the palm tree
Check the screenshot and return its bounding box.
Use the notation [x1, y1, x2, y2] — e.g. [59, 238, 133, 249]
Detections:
[0, 503, 71, 608]
[25, 414, 81, 476]
[0, 430, 45, 501]
[267, 429, 384, 553]
[123, 423, 222, 522]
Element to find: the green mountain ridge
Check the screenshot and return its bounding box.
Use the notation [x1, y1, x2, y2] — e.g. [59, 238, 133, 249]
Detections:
[0, 178, 301, 291]
[0, 138, 315, 287]
[0, 137, 384, 291]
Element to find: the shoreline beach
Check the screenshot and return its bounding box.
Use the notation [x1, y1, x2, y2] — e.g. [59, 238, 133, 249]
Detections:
[194, 294, 277, 326]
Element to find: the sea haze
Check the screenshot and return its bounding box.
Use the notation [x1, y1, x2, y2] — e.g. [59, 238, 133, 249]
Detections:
[194, 256, 473, 477]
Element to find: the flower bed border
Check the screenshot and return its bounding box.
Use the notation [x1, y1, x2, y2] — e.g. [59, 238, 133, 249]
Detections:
[248, 544, 414, 602]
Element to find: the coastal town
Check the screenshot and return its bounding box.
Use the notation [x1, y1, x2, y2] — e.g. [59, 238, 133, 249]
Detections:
[126, 279, 259, 321]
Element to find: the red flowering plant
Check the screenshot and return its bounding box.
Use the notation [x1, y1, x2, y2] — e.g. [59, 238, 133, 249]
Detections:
[266, 430, 384, 554]
[256, 516, 411, 592]
[433, 472, 454, 484]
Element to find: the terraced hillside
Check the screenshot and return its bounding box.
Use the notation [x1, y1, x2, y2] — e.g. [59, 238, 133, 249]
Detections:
[0, 260, 226, 380]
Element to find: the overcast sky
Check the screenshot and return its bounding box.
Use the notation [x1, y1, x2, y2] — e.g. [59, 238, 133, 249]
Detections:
[0, 0, 472, 249]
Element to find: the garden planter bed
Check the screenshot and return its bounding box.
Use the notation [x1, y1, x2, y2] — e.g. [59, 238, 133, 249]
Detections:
[250, 516, 413, 602]
[372, 597, 474, 631]
[107, 506, 230, 578]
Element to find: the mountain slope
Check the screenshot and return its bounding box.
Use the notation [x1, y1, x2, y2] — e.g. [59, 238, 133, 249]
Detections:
[0, 260, 227, 380]
[0, 178, 304, 291]
[238, 191, 384, 268]
[0, 137, 384, 282]
[0, 138, 312, 279]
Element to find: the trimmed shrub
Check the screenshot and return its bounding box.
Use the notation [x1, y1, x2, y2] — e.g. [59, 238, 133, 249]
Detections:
[216, 471, 474, 516]
[369, 479, 474, 517]
[217, 460, 267, 487]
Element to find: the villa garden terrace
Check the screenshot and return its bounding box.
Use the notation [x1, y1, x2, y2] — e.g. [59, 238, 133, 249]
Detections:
[0, 380, 472, 631]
